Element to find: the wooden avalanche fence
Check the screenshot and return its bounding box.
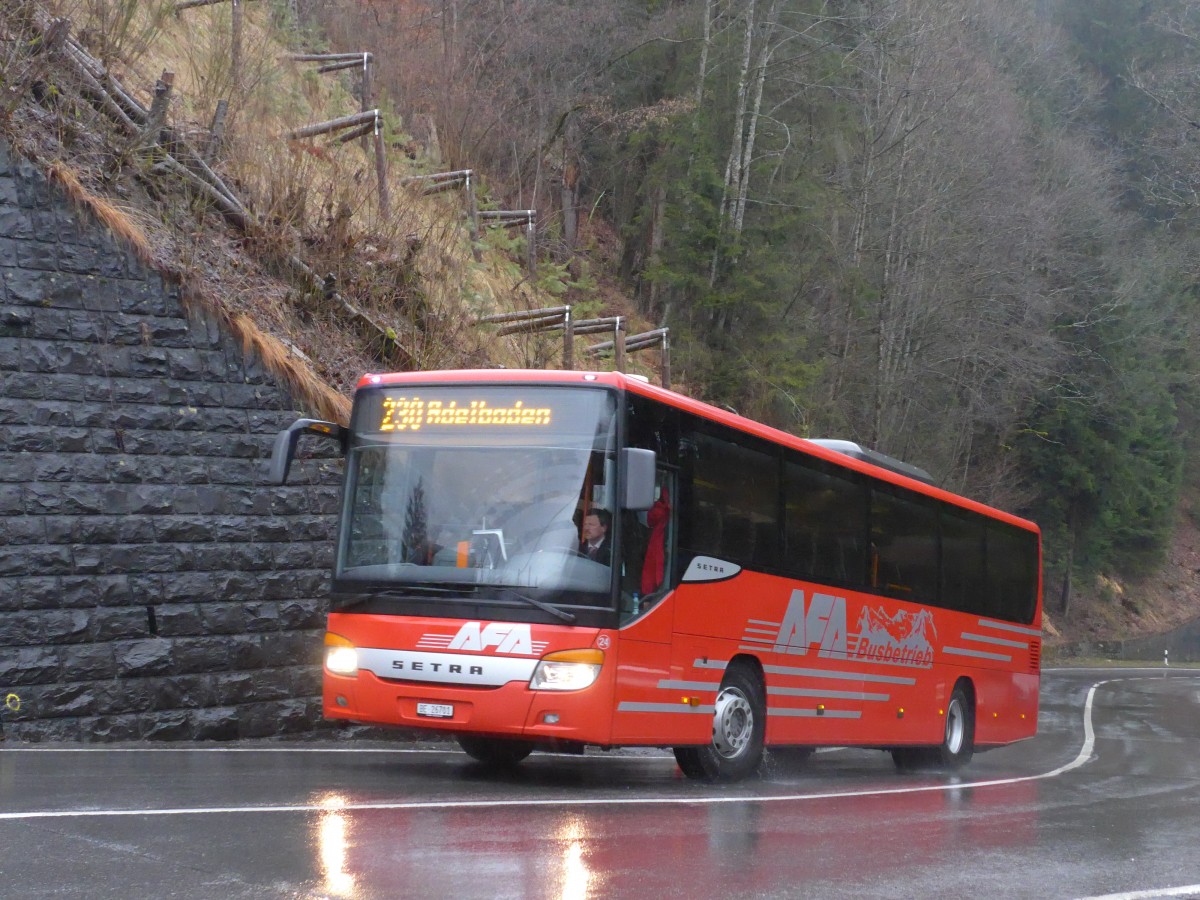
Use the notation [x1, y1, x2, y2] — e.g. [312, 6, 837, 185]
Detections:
[477, 308, 670, 387]
[22, 1, 671, 386]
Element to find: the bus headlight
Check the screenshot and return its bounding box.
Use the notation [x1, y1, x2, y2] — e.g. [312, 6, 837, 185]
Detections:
[324, 633, 359, 677]
[529, 649, 604, 691]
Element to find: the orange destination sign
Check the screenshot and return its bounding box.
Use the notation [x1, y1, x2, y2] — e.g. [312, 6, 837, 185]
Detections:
[378, 396, 554, 432]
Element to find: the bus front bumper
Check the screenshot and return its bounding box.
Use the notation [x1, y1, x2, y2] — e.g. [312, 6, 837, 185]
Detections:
[323, 670, 614, 743]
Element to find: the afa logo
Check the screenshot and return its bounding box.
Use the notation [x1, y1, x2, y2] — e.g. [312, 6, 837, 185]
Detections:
[771, 589, 935, 668]
[444, 621, 548, 655]
[773, 590, 849, 657]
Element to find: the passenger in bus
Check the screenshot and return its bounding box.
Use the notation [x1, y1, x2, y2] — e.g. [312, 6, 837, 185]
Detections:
[578, 507, 612, 565]
[640, 488, 670, 594]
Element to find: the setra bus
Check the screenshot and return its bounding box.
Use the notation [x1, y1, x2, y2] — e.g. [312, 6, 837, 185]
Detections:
[269, 369, 1041, 781]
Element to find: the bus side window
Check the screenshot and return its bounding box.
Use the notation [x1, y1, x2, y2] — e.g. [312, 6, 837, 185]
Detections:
[986, 522, 1039, 624]
[870, 485, 939, 602]
[783, 456, 868, 588]
[941, 508, 986, 612]
[683, 427, 778, 568]
[691, 502, 723, 553]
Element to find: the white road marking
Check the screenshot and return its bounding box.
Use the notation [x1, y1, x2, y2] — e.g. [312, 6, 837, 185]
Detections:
[1076, 887, 1200, 900]
[0, 675, 1180, 823]
[0, 746, 462, 753]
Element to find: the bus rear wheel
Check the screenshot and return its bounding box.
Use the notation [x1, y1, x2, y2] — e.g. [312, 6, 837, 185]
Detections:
[935, 684, 974, 768]
[673, 665, 765, 782]
[456, 735, 535, 769]
[891, 683, 974, 771]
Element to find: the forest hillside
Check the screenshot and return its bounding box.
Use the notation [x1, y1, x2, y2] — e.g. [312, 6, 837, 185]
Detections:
[6, 0, 1200, 645]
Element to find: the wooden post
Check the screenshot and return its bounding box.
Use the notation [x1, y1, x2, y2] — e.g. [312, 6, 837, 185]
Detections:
[479, 306, 568, 325]
[491, 309, 570, 336]
[360, 53, 372, 153]
[562, 307, 574, 370]
[373, 111, 390, 218]
[129, 70, 174, 152]
[315, 59, 366, 73]
[287, 109, 378, 140]
[176, 0, 261, 10]
[466, 170, 480, 261]
[204, 99, 228, 162]
[231, 0, 242, 92]
[525, 215, 536, 278]
[336, 121, 375, 144]
[360, 53, 372, 115]
[615, 318, 626, 373]
[661, 331, 671, 389]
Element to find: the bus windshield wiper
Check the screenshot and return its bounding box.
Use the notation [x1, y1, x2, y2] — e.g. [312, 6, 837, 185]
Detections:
[497, 588, 577, 624]
[335, 584, 575, 624]
[331, 587, 458, 611]
[374, 585, 474, 598]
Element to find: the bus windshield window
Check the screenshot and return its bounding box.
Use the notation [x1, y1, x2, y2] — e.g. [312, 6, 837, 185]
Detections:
[338, 386, 617, 604]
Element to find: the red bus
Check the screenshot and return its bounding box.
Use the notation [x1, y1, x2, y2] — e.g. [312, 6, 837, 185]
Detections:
[270, 369, 1041, 781]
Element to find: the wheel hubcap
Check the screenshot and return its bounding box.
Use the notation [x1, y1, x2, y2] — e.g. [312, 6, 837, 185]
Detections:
[712, 687, 753, 759]
[945, 698, 964, 755]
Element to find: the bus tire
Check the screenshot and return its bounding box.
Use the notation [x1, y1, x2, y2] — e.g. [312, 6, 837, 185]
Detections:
[891, 682, 974, 771]
[935, 683, 974, 768]
[673, 664, 765, 782]
[456, 735, 535, 768]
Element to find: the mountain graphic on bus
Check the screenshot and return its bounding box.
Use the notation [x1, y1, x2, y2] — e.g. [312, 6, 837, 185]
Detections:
[851, 606, 936, 667]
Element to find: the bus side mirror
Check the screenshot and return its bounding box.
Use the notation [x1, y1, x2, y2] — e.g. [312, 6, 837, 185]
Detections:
[622, 448, 657, 511]
[268, 418, 347, 485]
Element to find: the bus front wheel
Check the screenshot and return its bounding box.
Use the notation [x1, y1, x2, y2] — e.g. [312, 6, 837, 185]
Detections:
[456, 735, 535, 768]
[673, 665, 765, 782]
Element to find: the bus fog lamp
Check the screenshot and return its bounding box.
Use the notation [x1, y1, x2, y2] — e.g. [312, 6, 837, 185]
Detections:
[530, 649, 604, 691]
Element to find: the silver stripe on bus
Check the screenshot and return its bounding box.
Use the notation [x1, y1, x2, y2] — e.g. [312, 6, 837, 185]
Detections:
[700, 657, 913, 687]
[961, 632, 1028, 649]
[739, 636, 777, 647]
[657, 680, 721, 692]
[942, 646, 1012, 662]
[768, 708, 862, 719]
[759, 663, 917, 686]
[744, 627, 777, 636]
[739, 641, 932, 671]
[617, 702, 716, 714]
[768, 686, 890, 702]
[976, 619, 1041, 637]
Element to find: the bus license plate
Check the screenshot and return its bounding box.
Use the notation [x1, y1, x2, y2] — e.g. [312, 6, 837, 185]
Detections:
[417, 702, 454, 719]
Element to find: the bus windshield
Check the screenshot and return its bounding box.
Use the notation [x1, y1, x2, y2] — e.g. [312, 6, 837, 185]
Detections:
[337, 385, 618, 606]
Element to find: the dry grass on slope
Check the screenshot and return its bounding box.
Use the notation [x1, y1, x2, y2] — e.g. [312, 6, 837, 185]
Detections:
[5, 0, 637, 422]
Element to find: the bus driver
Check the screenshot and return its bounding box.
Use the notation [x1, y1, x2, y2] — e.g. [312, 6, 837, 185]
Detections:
[579, 508, 612, 565]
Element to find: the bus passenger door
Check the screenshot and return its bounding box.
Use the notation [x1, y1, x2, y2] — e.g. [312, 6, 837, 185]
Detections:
[611, 469, 677, 743]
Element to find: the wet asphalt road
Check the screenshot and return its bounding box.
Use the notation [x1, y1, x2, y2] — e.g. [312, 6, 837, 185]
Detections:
[2, 668, 1199, 900]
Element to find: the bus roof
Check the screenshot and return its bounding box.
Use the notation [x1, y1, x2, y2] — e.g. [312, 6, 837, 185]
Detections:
[354, 369, 1039, 534]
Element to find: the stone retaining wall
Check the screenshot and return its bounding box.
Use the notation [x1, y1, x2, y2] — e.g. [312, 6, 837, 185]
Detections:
[1055, 618, 1200, 664]
[0, 141, 342, 741]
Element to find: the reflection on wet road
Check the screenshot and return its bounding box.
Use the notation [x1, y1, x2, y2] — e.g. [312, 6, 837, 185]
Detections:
[2, 669, 1200, 899]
